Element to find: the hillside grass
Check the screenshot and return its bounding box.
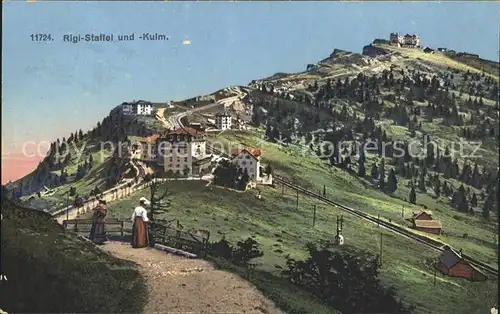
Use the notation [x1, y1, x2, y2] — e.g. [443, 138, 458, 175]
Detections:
[106, 179, 497, 314]
[207, 130, 498, 269]
[1, 200, 147, 313]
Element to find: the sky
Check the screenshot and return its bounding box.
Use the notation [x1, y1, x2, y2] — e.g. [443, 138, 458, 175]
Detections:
[2, 1, 499, 184]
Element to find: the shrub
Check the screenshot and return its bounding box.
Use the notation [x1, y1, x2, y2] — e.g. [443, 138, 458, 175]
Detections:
[208, 237, 264, 267]
[282, 241, 414, 314]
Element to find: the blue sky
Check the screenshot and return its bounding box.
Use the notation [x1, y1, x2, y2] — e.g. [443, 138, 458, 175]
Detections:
[2, 1, 499, 153]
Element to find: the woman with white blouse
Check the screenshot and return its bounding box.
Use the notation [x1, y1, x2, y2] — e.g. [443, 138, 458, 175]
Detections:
[131, 197, 150, 248]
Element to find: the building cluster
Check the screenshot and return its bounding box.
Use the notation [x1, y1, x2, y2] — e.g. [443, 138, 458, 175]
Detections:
[132, 125, 262, 181]
[113, 100, 156, 116]
[389, 33, 420, 48]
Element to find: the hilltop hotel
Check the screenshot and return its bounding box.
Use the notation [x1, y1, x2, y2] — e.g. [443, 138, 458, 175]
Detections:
[389, 33, 420, 48]
[111, 100, 155, 116]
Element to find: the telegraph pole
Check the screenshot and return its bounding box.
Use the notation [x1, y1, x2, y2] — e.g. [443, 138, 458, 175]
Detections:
[312, 205, 316, 227]
[295, 189, 299, 210]
[433, 266, 436, 287]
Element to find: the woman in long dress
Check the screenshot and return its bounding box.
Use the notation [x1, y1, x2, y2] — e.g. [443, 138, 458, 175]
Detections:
[131, 197, 150, 248]
[89, 199, 108, 245]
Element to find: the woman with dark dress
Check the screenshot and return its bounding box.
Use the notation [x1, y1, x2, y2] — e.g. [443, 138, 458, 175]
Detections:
[131, 197, 150, 248]
[89, 199, 108, 245]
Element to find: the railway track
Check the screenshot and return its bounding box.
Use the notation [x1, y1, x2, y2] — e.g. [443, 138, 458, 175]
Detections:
[205, 144, 499, 278]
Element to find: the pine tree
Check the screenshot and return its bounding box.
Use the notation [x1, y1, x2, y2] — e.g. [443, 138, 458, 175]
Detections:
[239, 168, 250, 190]
[434, 178, 441, 197]
[148, 181, 172, 246]
[265, 164, 273, 175]
[370, 163, 378, 180]
[418, 171, 426, 192]
[409, 185, 417, 204]
[358, 158, 366, 177]
[471, 192, 478, 207]
[482, 196, 490, 219]
[378, 160, 386, 191]
[386, 169, 398, 193]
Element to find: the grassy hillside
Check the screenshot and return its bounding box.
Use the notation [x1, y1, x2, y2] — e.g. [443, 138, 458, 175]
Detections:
[103, 179, 497, 314]
[240, 42, 499, 265]
[0, 199, 147, 313]
[209, 130, 498, 268]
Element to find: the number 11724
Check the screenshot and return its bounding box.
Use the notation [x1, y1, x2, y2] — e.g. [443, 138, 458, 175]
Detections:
[31, 34, 53, 42]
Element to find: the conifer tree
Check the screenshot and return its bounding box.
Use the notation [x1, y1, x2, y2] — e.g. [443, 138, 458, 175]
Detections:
[386, 169, 398, 193]
[148, 181, 172, 247]
[434, 179, 441, 197]
[409, 183, 416, 204]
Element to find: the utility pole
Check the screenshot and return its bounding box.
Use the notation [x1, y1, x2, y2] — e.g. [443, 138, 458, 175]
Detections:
[401, 205, 405, 218]
[323, 185, 326, 197]
[433, 266, 436, 287]
[295, 189, 299, 210]
[312, 205, 316, 227]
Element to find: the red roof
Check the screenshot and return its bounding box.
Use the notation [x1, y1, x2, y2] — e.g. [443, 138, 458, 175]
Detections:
[167, 127, 204, 136]
[138, 134, 161, 143]
[231, 148, 262, 159]
[414, 220, 442, 229]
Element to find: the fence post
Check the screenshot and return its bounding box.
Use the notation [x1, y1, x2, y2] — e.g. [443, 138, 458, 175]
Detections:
[162, 226, 167, 244]
[296, 189, 299, 210]
[312, 204, 316, 227]
[121, 221, 124, 237]
[74, 220, 78, 232]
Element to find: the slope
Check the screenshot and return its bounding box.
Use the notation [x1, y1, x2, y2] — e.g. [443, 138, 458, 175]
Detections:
[0, 199, 147, 313]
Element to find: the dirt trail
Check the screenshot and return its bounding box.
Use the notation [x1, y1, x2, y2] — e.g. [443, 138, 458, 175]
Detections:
[102, 241, 283, 314]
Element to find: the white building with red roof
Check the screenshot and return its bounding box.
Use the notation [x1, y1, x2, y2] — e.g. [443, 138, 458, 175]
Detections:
[230, 148, 262, 181]
[156, 126, 209, 176]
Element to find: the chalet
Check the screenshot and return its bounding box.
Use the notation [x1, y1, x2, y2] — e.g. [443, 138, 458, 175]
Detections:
[230, 148, 262, 181]
[437, 247, 487, 281]
[406, 211, 433, 221]
[406, 211, 442, 235]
